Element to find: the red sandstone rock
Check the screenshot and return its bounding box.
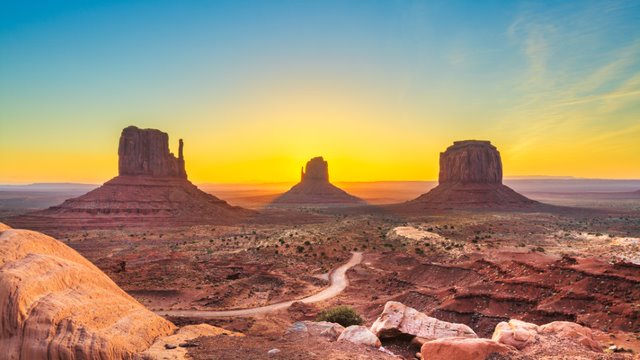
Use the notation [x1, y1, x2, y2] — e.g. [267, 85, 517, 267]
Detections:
[8, 126, 254, 229]
[0, 224, 176, 358]
[409, 140, 535, 208]
[119, 126, 187, 178]
[271, 156, 364, 207]
[370, 301, 477, 340]
[492, 319, 603, 355]
[492, 319, 539, 350]
[439, 140, 502, 184]
[538, 321, 601, 352]
[420, 337, 515, 360]
[301, 157, 329, 182]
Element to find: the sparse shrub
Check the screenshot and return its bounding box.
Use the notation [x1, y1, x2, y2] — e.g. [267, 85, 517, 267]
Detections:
[296, 245, 305, 253]
[415, 247, 424, 255]
[316, 305, 363, 327]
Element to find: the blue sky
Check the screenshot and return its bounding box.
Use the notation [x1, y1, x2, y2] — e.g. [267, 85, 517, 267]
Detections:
[1, 1, 639, 182]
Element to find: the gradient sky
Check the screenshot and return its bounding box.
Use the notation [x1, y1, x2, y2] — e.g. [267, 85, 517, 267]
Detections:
[1, 0, 639, 184]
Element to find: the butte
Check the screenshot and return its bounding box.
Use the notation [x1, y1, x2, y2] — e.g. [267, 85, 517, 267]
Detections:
[270, 156, 365, 207]
[8, 126, 253, 230]
[406, 140, 536, 209]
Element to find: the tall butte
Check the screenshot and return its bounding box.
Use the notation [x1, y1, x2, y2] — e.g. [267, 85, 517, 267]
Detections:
[270, 156, 364, 207]
[408, 140, 535, 208]
[9, 126, 253, 229]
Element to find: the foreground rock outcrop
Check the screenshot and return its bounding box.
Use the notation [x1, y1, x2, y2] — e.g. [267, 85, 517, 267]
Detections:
[406, 140, 536, 208]
[9, 126, 253, 229]
[0, 223, 241, 360]
[0, 223, 175, 359]
[270, 157, 364, 207]
[371, 301, 477, 340]
[492, 319, 602, 353]
[420, 337, 516, 360]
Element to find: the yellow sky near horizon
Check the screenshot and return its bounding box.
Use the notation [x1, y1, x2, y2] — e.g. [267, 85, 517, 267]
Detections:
[1, 1, 639, 184]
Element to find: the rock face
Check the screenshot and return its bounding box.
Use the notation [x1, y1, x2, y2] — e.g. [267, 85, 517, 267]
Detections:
[439, 140, 502, 184]
[8, 126, 254, 229]
[301, 157, 329, 182]
[370, 301, 477, 340]
[270, 156, 364, 207]
[0, 223, 176, 359]
[420, 337, 515, 360]
[118, 126, 186, 178]
[409, 140, 535, 208]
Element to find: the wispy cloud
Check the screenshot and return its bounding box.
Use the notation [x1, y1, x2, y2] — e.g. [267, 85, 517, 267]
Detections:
[496, 1, 640, 160]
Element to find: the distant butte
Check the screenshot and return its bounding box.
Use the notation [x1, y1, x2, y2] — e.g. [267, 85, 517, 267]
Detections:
[118, 125, 187, 178]
[8, 126, 254, 230]
[270, 157, 364, 207]
[407, 140, 536, 208]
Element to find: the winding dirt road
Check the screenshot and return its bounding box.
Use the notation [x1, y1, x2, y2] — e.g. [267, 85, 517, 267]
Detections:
[156, 252, 363, 318]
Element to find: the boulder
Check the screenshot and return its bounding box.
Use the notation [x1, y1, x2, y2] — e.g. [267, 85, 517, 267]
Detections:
[337, 325, 381, 347]
[0, 226, 176, 359]
[491, 319, 539, 350]
[286, 321, 345, 341]
[492, 319, 602, 354]
[370, 301, 477, 340]
[538, 321, 601, 352]
[420, 337, 515, 360]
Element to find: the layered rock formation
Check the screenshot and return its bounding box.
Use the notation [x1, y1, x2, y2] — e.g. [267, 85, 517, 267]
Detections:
[0, 223, 241, 359]
[118, 126, 187, 178]
[408, 140, 535, 208]
[439, 141, 502, 184]
[270, 157, 364, 207]
[9, 126, 253, 229]
[0, 223, 175, 358]
[301, 157, 329, 182]
[370, 301, 477, 340]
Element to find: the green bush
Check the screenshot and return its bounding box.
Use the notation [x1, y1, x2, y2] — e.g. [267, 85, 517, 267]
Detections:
[316, 305, 363, 327]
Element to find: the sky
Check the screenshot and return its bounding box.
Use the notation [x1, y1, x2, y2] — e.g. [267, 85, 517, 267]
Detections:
[1, 0, 639, 184]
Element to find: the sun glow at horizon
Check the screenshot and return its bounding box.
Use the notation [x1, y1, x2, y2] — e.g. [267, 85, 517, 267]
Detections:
[1, 1, 639, 184]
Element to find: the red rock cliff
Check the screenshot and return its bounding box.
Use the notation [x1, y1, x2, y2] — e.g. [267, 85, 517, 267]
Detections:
[439, 140, 502, 185]
[301, 156, 329, 182]
[118, 126, 187, 178]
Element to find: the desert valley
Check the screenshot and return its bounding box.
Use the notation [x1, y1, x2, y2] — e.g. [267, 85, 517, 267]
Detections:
[2, 1, 639, 359]
[1, 126, 638, 359]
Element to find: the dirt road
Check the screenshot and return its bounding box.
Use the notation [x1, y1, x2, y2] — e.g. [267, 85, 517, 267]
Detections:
[157, 252, 363, 318]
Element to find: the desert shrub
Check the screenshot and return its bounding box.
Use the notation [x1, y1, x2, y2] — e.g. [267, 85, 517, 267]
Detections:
[316, 306, 363, 327]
